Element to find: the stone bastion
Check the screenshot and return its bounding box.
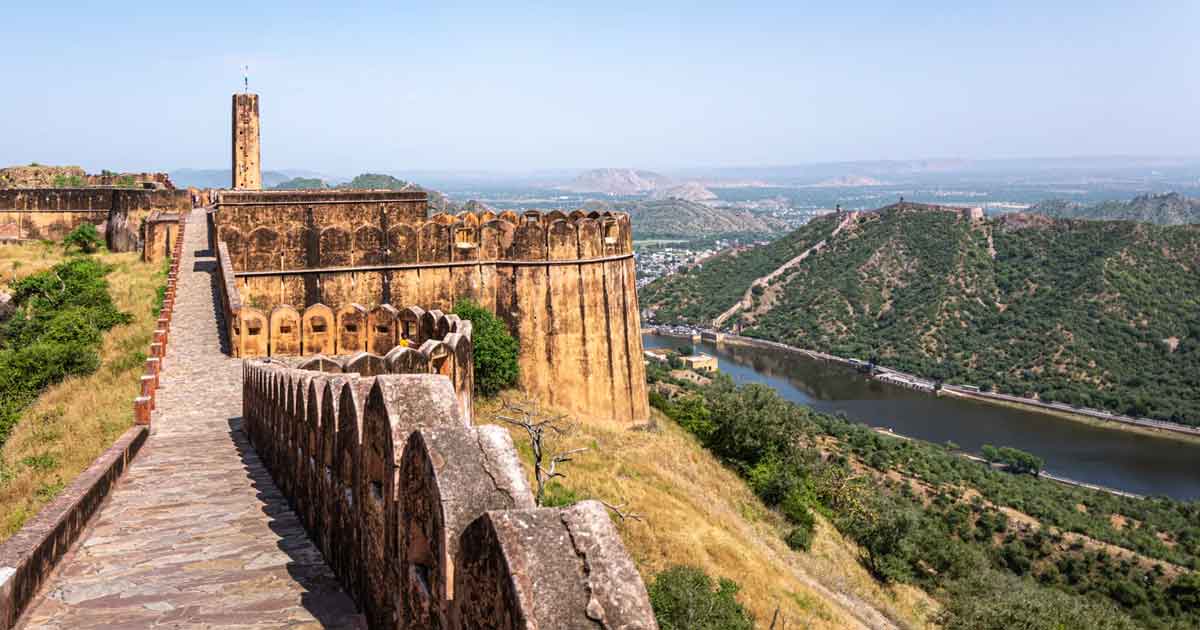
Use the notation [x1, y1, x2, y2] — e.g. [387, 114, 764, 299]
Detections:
[212, 190, 649, 426]
[242, 360, 657, 629]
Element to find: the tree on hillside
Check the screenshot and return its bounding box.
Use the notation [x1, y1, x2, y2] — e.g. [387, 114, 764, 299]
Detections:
[493, 396, 584, 506]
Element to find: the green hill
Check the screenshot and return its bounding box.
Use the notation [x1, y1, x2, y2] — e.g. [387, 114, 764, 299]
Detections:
[586, 198, 788, 240]
[642, 204, 1200, 425]
[641, 213, 839, 322]
[1030, 192, 1200, 225]
[271, 176, 325, 190]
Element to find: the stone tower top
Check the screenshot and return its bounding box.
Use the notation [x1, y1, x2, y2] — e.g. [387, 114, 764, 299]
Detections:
[231, 93, 261, 190]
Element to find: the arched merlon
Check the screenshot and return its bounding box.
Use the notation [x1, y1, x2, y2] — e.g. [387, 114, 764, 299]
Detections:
[216, 208, 648, 425]
[240, 365, 657, 629]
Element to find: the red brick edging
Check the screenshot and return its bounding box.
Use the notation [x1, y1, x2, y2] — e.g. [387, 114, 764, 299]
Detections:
[0, 213, 185, 628]
[133, 214, 186, 425]
[0, 425, 149, 629]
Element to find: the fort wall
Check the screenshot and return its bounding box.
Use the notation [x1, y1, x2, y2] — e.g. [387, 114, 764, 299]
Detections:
[242, 364, 657, 629]
[213, 199, 649, 425]
[0, 188, 190, 251]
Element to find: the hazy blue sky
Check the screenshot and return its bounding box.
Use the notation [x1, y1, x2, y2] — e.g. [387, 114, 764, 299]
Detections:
[2, 1, 1197, 174]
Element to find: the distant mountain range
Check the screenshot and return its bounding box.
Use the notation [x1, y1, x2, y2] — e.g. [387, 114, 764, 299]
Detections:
[560, 168, 674, 195]
[169, 169, 334, 189]
[1029, 192, 1200, 225]
[585, 198, 785, 239]
[648, 182, 717, 202]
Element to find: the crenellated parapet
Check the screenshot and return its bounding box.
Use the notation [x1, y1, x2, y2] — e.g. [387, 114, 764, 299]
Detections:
[241, 363, 657, 629]
[213, 203, 634, 274]
[234, 305, 475, 422]
[214, 205, 649, 426]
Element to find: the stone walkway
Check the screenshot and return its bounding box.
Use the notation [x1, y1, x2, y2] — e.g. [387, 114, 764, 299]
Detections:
[18, 211, 362, 629]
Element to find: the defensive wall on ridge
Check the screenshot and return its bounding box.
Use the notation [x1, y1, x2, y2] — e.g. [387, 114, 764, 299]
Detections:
[242, 362, 657, 629]
[211, 190, 650, 425]
[0, 187, 190, 251]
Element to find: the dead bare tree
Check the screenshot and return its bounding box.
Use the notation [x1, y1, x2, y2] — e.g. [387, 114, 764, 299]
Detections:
[769, 604, 786, 629]
[495, 396, 586, 505]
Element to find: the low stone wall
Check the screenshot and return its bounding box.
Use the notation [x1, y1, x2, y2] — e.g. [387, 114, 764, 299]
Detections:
[132, 216, 186, 425]
[0, 426, 149, 629]
[242, 364, 657, 629]
[0, 188, 189, 252]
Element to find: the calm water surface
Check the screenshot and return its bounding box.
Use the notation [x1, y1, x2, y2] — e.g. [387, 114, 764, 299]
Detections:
[645, 334, 1200, 501]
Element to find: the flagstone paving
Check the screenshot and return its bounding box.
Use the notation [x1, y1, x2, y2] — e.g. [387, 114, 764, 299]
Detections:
[17, 210, 362, 629]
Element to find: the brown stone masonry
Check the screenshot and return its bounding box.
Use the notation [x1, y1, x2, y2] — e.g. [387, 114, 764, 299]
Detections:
[0, 188, 189, 252]
[243, 362, 658, 629]
[213, 203, 650, 425]
[231, 93, 261, 190]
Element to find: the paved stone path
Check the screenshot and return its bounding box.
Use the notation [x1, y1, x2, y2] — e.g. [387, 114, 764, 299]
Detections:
[18, 210, 362, 629]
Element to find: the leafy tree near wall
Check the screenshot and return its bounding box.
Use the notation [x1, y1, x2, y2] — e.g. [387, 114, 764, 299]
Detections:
[63, 224, 101, 254]
[648, 566, 755, 630]
[0, 257, 130, 446]
[452, 300, 519, 396]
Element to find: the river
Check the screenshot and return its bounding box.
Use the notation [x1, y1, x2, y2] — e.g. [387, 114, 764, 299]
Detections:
[644, 334, 1200, 501]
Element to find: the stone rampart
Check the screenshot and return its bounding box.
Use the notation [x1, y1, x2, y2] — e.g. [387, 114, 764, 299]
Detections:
[0, 188, 190, 252]
[241, 364, 657, 629]
[216, 207, 649, 425]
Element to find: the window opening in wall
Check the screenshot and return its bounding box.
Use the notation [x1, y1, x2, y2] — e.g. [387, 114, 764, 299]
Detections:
[311, 317, 327, 333]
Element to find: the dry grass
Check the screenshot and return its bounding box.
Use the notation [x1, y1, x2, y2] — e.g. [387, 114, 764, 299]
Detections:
[0, 242, 163, 542]
[477, 397, 939, 630]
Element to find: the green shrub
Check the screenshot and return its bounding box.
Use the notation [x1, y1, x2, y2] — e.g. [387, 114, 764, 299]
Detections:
[539, 481, 581, 507]
[648, 566, 755, 630]
[63, 224, 101, 254]
[452, 300, 518, 396]
[0, 257, 128, 446]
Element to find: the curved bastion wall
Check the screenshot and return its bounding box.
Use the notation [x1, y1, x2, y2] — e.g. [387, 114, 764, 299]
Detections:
[242, 362, 657, 629]
[213, 192, 649, 426]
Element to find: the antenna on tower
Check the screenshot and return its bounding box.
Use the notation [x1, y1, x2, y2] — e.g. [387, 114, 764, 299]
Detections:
[243, 65, 249, 92]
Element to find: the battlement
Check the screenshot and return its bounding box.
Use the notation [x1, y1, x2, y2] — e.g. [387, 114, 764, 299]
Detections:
[213, 203, 633, 275]
[236, 305, 476, 422]
[241, 364, 656, 629]
[0, 188, 190, 251]
[213, 204, 648, 425]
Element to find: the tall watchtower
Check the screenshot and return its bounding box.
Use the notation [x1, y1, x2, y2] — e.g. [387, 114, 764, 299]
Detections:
[231, 93, 261, 190]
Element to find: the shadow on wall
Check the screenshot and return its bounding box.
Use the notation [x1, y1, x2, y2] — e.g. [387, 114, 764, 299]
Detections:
[242, 364, 658, 629]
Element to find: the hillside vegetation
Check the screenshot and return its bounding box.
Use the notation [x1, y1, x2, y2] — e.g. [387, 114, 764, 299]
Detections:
[585, 198, 788, 240]
[477, 396, 937, 629]
[640, 213, 840, 321]
[643, 204, 1200, 426]
[0, 242, 163, 540]
[1030, 192, 1200, 225]
[647, 369, 1200, 629]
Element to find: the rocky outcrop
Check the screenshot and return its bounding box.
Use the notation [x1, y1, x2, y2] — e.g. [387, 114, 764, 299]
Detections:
[561, 168, 673, 195]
